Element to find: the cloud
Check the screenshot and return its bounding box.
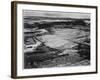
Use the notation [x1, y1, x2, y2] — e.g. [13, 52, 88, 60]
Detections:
[23, 10, 90, 19]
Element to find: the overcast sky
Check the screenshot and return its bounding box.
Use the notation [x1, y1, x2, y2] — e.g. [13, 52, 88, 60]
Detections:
[23, 10, 90, 19]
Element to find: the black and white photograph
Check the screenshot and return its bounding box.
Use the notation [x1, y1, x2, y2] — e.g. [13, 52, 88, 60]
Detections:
[23, 10, 91, 69]
[11, 1, 97, 78]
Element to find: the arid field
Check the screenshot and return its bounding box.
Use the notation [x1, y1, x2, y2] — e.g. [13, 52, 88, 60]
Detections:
[24, 18, 90, 69]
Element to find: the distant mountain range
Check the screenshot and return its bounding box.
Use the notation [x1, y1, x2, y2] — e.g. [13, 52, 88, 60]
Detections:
[24, 16, 90, 21]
